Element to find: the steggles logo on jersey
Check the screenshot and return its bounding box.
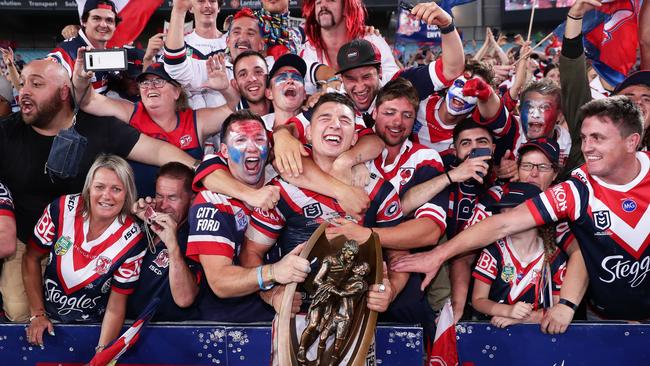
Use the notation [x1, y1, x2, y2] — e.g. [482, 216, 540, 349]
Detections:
[45, 279, 102, 316]
[54, 236, 73, 256]
[593, 210, 612, 231]
[94, 256, 113, 275]
[303, 203, 323, 219]
[600, 255, 650, 288]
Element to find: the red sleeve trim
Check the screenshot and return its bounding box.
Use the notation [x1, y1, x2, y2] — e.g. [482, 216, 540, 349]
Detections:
[111, 286, 135, 295]
[0, 209, 14, 218]
[186, 242, 235, 261]
[192, 163, 228, 192]
[27, 239, 50, 254]
[525, 200, 546, 226]
[434, 59, 452, 87]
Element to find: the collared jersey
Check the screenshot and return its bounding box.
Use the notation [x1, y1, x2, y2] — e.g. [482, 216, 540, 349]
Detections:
[526, 152, 650, 320]
[186, 190, 275, 322]
[29, 194, 146, 322]
[473, 237, 567, 311]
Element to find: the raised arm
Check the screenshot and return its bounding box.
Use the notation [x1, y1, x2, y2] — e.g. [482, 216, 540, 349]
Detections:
[72, 47, 135, 122]
[392, 203, 538, 290]
[127, 134, 198, 169]
[412, 2, 464, 81]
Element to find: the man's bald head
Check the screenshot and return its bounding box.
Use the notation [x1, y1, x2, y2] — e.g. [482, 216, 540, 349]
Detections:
[19, 59, 73, 129]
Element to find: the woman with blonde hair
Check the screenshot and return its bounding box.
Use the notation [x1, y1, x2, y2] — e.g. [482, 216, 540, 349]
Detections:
[23, 154, 147, 352]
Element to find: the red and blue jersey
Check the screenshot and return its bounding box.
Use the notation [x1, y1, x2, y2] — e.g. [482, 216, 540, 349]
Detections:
[126, 222, 203, 322]
[526, 152, 650, 320]
[369, 139, 448, 232]
[48, 31, 112, 94]
[0, 181, 14, 218]
[29, 194, 146, 323]
[248, 172, 403, 255]
[129, 102, 203, 197]
[472, 237, 567, 311]
[186, 191, 274, 322]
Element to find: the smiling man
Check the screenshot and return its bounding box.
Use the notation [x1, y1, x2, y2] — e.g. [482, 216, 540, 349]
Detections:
[48, 0, 121, 93]
[393, 96, 650, 330]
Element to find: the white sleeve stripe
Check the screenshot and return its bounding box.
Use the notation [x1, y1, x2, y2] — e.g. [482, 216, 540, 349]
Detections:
[539, 193, 559, 222]
[428, 60, 445, 91]
[475, 266, 496, 280]
[188, 235, 236, 248]
[246, 227, 276, 246]
[252, 219, 284, 231]
[568, 181, 582, 221]
[415, 204, 447, 220]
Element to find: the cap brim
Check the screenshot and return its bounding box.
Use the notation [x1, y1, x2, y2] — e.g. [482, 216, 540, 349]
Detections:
[518, 144, 558, 165]
[336, 60, 381, 75]
[614, 71, 650, 94]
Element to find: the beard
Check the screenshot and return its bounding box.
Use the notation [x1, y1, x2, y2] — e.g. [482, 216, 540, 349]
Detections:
[22, 91, 64, 128]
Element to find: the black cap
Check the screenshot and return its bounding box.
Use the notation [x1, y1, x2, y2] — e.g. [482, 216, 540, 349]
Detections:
[336, 39, 381, 75]
[125, 47, 145, 78]
[82, 0, 118, 18]
[518, 138, 560, 166]
[613, 70, 650, 95]
[136, 62, 176, 84]
[487, 182, 542, 213]
[267, 53, 307, 86]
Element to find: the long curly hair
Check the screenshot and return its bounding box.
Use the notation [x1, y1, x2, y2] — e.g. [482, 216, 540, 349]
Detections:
[302, 0, 367, 53]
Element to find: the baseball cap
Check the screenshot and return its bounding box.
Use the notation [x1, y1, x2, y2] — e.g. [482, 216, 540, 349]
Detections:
[613, 70, 650, 95]
[0, 76, 14, 103]
[518, 138, 560, 166]
[336, 39, 381, 75]
[267, 53, 307, 86]
[487, 182, 542, 213]
[82, 0, 118, 18]
[125, 47, 145, 78]
[136, 63, 177, 84]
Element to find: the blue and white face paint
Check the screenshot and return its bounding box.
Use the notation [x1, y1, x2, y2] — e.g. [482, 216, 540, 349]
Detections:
[445, 75, 478, 116]
[225, 120, 269, 186]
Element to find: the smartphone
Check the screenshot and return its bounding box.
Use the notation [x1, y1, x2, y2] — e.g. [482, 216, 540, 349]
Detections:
[84, 48, 127, 72]
[468, 147, 492, 177]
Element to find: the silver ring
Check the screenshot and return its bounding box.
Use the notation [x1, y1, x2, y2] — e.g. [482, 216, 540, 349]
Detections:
[378, 284, 386, 293]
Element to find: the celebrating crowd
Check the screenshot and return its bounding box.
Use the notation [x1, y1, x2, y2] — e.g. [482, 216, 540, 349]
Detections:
[0, 0, 648, 359]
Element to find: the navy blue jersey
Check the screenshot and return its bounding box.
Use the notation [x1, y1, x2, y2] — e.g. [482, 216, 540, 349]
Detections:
[248, 172, 403, 255]
[48, 31, 113, 94]
[126, 222, 202, 321]
[187, 190, 274, 322]
[527, 152, 650, 320]
[29, 194, 146, 322]
[473, 237, 567, 312]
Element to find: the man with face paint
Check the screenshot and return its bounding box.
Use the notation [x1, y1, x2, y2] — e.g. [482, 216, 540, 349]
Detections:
[494, 79, 572, 181]
[410, 59, 505, 159]
[187, 110, 312, 322]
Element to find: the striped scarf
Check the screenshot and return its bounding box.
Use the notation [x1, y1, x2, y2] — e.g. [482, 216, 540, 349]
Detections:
[256, 9, 298, 55]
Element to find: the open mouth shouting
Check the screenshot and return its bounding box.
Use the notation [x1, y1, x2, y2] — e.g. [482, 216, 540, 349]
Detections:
[20, 98, 35, 115]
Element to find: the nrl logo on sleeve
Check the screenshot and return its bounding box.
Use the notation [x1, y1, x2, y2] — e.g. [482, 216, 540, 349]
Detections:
[593, 210, 611, 231]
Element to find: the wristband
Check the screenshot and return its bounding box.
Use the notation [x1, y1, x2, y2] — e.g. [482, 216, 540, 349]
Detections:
[257, 265, 274, 291]
[29, 313, 46, 322]
[558, 298, 578, 311]
[439, 22, 456, 34]
[567, 14, 583, 21]
[445, 171, 453, 184]
[95, 344, 106, 352]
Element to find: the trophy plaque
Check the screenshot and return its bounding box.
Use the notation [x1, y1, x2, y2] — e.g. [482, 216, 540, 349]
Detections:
[276, 222, 383, 366]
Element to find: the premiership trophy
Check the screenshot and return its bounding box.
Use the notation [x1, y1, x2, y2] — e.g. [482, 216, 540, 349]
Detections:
[276, 223, 382, 366]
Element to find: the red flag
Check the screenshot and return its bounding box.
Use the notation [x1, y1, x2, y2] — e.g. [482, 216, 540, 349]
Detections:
[107, 0, 164, 48]
[427, 299, 459, 366]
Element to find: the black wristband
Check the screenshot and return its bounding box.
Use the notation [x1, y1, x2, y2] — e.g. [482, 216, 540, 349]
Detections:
[439, 22, 455, 35]
[567, 13, 583, 21]
[445, 171, 453, 184]
[558, 298, 578, 311]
